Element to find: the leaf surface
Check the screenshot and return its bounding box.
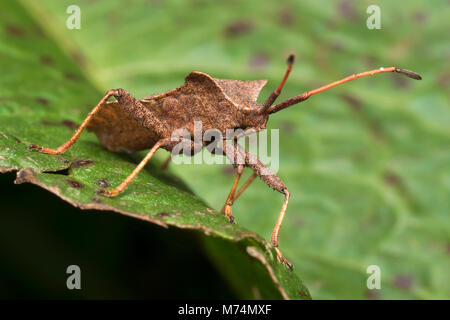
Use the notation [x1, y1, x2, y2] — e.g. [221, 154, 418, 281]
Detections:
[0, 0, 311, 299]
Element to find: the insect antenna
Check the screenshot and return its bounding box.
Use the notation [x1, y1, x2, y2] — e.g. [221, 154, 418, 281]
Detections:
[260, 54, 295, 113]
[266, 67, 422, 114]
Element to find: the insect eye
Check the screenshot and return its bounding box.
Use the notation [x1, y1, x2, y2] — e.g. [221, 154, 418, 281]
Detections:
[242, 106, 251, 115]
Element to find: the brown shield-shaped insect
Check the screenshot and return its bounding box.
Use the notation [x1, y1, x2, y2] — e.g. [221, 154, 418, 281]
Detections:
[29, 55, 421, 269]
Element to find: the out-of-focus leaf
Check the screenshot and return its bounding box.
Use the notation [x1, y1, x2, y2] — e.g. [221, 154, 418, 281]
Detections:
[0, 0, 311, 299]
[30, 0, 450, 299]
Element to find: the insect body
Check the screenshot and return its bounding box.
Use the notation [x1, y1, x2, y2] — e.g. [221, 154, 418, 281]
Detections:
[84, 72, 268, 153]
[29, 55, 421, 269]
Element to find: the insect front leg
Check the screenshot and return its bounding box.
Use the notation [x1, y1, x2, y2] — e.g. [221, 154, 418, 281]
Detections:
[98, 139, 170, 197]
[220, 169, 257, 223]
[231, 173, 257, 203]
[29, 89, 121, 154]
[99, 138, 202, 197]
[219, 130, 260, 213]
[221, 164, 244, 223]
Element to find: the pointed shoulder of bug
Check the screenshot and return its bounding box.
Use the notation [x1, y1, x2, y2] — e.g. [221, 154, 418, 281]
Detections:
[185, 71, 267, 109]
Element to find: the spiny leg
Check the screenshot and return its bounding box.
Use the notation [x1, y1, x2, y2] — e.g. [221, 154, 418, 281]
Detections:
[223, 142, 293, 269]
[271, 189, 290, 263]
[221, 164, 244, 223]
[248, 158, 292, 269]
[98, 139, 168, 197]
[261, 54, 295, 112]
[267, 67, 422, 114]
[218, 139, 258, 221]
[269, 187, 292, 270]
[29, 89, 120, 154]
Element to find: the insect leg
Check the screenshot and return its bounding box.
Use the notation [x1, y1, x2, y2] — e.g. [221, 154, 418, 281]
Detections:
[232, 172, 257, 202]
[98, 139, 169, 197]
[210, 140, 256, 218]
[220, 171, 257, 217]
[223, 142, 293, 269]
[29, 89, 120, 154]
[221, 164, 244, 223]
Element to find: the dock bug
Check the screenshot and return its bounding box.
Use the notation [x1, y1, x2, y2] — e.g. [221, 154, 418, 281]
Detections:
[29, 55, 421, 268]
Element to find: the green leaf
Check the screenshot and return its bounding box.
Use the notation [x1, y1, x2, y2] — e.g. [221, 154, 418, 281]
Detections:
[0, 0, 310, 299]
[4, 0, 449, 299]
[23, 0, 449, 300]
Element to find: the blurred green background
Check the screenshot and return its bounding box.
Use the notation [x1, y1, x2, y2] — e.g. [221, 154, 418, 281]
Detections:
[1, 0, 449, 299]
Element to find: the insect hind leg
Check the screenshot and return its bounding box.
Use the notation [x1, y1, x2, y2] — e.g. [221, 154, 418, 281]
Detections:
[221, 141, 293, 270]
[29, 89, 120, 154]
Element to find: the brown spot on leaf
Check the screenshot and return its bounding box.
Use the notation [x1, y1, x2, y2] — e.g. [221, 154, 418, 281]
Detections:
[156, 212, 171, 217]
[337, 0, 359, 22]
[61, 120, 79, 130]
[365, 290, 380, 300]
[325, 19, 338, 30]
[369, 122, 383, 142]
[299, 289, 309, 297]
[35, 97, 49, 105]
[92, 197, 102, 203]
[41, 120, 55, 126]
[33, 26, 46, 38]
[106, 10, 121, 24]
[67, 179, 83, 188]
[341, 94, 362, 111]
[96, 179, 110, 188]
[41, 120, 78, 130]
[64, 72, 80, 81]
[16, 168, 32, 182]
[249, 52, 269, 70]
[412, 11, 427, 24]
[278, 9, 294, 26]
[436, 72, 450, 89]
[293, 217, 306, 227]
[329, 41, 344, 52]
[5, 24, 25, 37]
[363, 55, 379, 68]
[40, 55, 53, 65]
[71, 51, 86, 66]
[383, 171, 402, 186]
[392, 275, 413, 291]
[72, 160, 94, 168]
[352, 151, 367, 163]
[225, 20, 253, 37]
[391, 73, 410, 90]
[280, 121, 296, 134]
